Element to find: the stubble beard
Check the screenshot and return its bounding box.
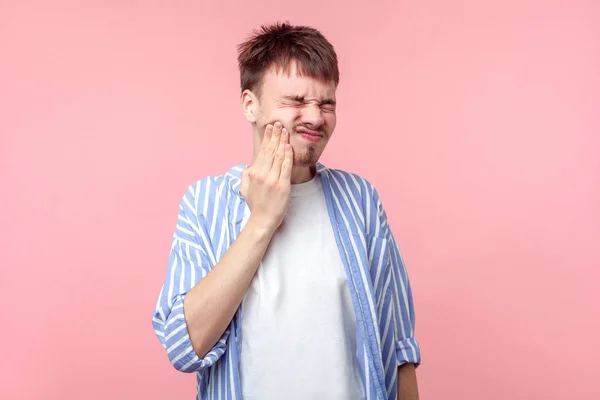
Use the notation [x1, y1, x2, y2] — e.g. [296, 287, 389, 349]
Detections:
[293, 143, 318, 166]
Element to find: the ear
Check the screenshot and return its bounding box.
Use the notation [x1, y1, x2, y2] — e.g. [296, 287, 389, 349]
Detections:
[241, 89, 259, 123]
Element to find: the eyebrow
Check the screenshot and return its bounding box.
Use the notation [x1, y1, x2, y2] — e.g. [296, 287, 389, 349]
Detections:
[284, 95, 337, 106]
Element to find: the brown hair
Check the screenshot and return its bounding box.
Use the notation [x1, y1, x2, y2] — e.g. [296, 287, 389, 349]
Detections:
[237, 21, 339, 96]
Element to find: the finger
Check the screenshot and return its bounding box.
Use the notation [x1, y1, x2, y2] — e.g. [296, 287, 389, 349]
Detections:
[281, 127, 290, 146]
[282, 126, 290, 145]
[260, 125, 273, 151]
[240, 168, 250, 199]
[279, 143, 294, 183]
[263, 122, 283, 174]
[266, 122, 283, 155]
[255, 125, 273, 171]
[269, 128, 288, 179]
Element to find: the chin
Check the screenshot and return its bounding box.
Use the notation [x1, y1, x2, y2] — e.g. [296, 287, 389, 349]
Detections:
[293, 159, 317, 168]
[293, 150, 321, 167]
[292, 143, 325, 166]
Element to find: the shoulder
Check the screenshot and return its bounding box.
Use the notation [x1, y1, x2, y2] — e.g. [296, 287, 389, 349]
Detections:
[320, 165, 379, 202]
[178, 164, 244, 214]
[321, 165, 388, 236]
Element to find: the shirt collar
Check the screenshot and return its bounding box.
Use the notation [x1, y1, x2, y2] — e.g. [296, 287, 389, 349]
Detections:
[225, 162, 329, 198]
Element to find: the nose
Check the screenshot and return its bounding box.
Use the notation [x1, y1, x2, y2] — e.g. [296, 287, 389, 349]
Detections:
[301, 103, 325, 129]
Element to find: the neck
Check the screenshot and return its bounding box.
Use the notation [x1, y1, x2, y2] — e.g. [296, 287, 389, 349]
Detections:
[290, 165, 316, 184]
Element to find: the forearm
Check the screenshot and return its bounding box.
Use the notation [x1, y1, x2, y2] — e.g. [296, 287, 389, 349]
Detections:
[397, 363, 419, 400]
[183, 217, 274, 358]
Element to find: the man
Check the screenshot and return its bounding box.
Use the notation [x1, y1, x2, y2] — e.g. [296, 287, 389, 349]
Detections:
[153, 22, 421, 400]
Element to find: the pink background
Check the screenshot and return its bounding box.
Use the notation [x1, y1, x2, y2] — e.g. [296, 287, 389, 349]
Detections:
[1, 1, 599, 399]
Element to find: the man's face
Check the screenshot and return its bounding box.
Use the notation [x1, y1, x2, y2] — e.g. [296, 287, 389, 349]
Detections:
[251, 63, 337, 167]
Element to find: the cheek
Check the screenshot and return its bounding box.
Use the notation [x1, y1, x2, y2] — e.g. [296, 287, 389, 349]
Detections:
[325, 114, 337, 132]
[271, 109, 301, 130]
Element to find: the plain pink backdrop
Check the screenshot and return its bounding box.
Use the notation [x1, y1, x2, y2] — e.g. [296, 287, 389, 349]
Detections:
[1, 1, 599, 399]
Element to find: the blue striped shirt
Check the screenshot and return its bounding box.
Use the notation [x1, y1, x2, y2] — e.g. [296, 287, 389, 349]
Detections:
[152, 163, 421, 400]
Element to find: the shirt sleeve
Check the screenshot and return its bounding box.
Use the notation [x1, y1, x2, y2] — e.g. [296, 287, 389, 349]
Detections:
[152, 184, 230, 373]
[374, 188, 422, 367]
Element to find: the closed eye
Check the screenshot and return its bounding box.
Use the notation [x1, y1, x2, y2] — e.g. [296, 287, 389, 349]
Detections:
[321, 100, 336, 112]
[282, 95, 336, 111]
[281, 96, 305, 107]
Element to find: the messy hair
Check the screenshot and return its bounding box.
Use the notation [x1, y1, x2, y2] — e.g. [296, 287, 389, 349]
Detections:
[237, 21, 339, 96]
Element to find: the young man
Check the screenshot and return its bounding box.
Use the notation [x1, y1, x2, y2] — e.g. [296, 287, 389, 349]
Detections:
[153, 22, 421, 400]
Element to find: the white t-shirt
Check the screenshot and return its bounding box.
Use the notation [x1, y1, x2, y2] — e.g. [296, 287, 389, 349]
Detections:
[240, 174, 366, 400]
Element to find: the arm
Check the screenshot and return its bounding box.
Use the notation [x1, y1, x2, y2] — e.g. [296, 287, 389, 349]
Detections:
[388, 223, 421, 399]
[151, 188, 242, 372]
[372, 187, 422, 398]
[153, 193, 274, 371]
[152, 122, 292, 372]
[398, 362, 419, 400]
[182, 217, 275, 359]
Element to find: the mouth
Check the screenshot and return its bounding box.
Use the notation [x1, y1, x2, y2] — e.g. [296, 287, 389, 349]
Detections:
[296, 129, 324, 143]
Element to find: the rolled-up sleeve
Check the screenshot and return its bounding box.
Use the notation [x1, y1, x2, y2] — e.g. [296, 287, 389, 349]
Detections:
[387, 232, 421, 367]
[152, 185, 230, 373]
[375, 189, 422, 367]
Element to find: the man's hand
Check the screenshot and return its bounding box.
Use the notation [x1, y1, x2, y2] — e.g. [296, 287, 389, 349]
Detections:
[240, 122, 293, 233]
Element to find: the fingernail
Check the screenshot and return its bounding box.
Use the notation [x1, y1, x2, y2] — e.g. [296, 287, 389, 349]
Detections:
[282, 128, 287, 136]
[275, 122, 282, 129]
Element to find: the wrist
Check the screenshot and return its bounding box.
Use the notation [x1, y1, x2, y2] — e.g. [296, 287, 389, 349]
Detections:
[245, 216, 277, 241]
